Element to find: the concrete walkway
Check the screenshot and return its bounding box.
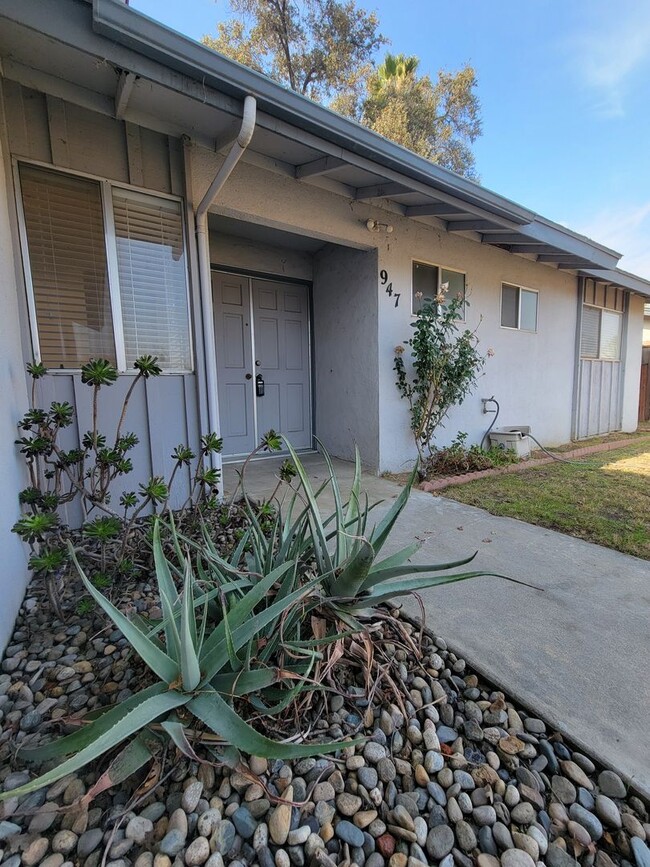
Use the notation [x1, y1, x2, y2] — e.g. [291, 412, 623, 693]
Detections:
[223, 453, 650, 798]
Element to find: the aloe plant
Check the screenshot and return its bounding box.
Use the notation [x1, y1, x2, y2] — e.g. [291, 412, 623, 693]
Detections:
[2, 521, 354, 802]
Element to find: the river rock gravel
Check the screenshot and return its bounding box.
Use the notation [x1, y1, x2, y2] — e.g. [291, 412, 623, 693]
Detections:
[0, 578, 648, 867]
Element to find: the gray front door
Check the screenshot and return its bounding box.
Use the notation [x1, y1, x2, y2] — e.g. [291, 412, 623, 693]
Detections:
[213, 271, 312, 458]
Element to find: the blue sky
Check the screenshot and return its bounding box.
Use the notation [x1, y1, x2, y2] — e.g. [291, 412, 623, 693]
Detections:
[131, 0, 650, 278]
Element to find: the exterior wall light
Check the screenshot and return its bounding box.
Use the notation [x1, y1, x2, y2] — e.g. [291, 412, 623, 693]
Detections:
[366, 218, 394, 234]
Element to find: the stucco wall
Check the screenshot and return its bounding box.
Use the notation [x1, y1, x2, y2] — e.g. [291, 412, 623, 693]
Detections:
[0, 127, 29, 652]
[375, 220, 580, 470]
[189, 143, 645, 472]
[313, 246, 379, 467]
[209, 231, 313, 282]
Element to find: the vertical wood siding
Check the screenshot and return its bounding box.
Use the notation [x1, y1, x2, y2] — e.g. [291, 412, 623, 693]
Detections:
[4, 81, 202, 524]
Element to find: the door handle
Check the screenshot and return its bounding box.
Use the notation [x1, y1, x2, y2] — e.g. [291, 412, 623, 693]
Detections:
[245, 373, 252, 380]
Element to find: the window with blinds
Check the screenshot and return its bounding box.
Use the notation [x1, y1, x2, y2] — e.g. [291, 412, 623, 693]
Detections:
[18, 164, 192, 372]
[581, 306, 621, 360]
[19, 164, 115, 368]
[112, 190, 191, 370]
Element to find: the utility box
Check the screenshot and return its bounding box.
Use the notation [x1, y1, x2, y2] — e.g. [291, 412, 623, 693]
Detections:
[489, 426, 532, 459]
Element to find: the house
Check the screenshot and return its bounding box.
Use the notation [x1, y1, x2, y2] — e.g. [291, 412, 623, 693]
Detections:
[1, 0, 649, 645]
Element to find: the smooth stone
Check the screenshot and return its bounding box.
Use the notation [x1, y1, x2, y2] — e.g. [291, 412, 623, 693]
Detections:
[546, 848, 580, 867]
[335, 821, 364, 848]
[478, 856, 500, 867]
[569, 804, 603, 841]
[560, 761, 593, 790]
[551, 776, 577, 805]
[52, 830, 78, 855]
[358, 767, 379, 789]
[455, 820, 477, 852]
[595, 795, 622, 828]
[0, 821, 21, 841]
[182, 782, 204, 814]
[337, 793, 362, 816]
[126, 817, 154, 844]
[142, 803, 167, 823]
[312, 783, 335, 802]
[598, 770, 626, 799]
[231, 807, 257, 840]
[493, 823, 514, 851]
[268, 786, 293, 845]
[511, 803, 536, 825]
[159, 829, 187, 857]
[78, 829, 105, 857]
[478, 827, 498, 856]
[631, 837, 650, 867]
[23, 837, 50, 866]
[500, 850, 535, 867]
[473, 806, 497, 826]
[210, 821, 236, 857]
[426, 824, 454, 859]
[437, 726, 458, 744]
[185, 837, 210, 866]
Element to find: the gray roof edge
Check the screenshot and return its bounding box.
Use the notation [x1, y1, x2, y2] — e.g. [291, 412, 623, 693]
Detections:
[533, 215, 621, 260]
[92, 0, 535, 224]
[581, 268, 650, 298]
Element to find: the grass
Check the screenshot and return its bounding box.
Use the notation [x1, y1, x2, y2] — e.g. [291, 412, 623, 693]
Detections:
[442, 439, 650, 559]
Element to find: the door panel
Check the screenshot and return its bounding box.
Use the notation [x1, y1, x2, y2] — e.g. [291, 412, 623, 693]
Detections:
[252, 279, 312, 450]
[212, 272, 256, 456]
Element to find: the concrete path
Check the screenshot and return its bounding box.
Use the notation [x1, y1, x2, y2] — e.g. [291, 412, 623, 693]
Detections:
[223, 453, 650, 798]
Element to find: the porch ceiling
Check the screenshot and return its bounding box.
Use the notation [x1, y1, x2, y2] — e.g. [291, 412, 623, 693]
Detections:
[2, 0, 650, 297]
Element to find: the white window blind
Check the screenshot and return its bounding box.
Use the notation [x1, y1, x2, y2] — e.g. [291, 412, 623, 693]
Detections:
[580, 306, 600, 358]
[600, 310, 621, 360]
[112, 190, 191, 371]
[19, 165, 115, 368]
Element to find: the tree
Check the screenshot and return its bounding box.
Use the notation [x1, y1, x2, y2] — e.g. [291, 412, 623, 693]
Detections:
[359, 53, 481, 178]
[202, 0, 387, 103]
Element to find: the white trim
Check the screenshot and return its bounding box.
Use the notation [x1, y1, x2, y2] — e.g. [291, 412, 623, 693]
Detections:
[13, 157, 194, 374]
[12, 161, 42, 363]
[101, 179, 127, 371]
[500, 282, 538, 333]
[411, 258, 467, 320]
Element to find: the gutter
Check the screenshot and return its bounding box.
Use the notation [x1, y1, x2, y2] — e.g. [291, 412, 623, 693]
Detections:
[195, 95, 257, 460]
[91, 0, 534, 225]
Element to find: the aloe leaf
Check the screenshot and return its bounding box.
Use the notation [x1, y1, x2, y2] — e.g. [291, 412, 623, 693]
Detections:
[180, 560, 201, 691]
[284, 442, 332, 576]
[189, 691, 363, 758]
[210, 667, 281, 696]
[368, 542, 422, 574]
[318, 443, 344, 562]
[221, 595, 241, 672]
[357, 569, 494, 607]
[201, 572, 322, 682]
[20, 682, 171, 763]
[161, 720, 203, 762]
[83, 731, 156, 802]
[344, 445, 362, 527]
[369, 464, 419, 555]
[69, 545, 178, 684]
[360, 552, 478, 591]
[1, 689, 188, 801]
[152, 520, 181, 658]
[327, 537, 374, 598]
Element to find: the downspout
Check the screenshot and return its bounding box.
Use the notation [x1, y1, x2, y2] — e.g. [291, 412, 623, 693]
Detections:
[195, 95, 257, 462]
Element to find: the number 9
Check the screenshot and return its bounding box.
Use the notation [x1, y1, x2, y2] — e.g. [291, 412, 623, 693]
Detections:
[380, 269, 388, 285]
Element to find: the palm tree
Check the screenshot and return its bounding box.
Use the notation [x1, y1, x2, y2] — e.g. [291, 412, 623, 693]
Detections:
[368, 53, 420, 95]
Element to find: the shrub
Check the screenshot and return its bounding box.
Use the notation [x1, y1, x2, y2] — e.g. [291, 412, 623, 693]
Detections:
[423, 431, 519, 478]
[1, 441, 516, 802]
[394, 290, 487, 460]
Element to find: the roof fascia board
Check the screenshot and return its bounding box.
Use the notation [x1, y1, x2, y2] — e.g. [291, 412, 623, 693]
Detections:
[492, 220, 620, 270]
[580, 269, 650, 298]
[91, 0, 535, 225]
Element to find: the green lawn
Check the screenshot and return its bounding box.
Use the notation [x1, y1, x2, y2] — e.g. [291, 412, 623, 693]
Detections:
[442, 439, 650, 559]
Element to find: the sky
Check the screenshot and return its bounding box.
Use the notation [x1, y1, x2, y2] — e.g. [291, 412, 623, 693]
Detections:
[131, 0, 650, 279]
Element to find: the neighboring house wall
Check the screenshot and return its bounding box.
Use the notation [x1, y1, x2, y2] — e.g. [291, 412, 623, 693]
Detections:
[623, 294, 644, 432]
[313, 246, 379, 466]
[2, 82, 203, 514]
[0, 115, 30, 652]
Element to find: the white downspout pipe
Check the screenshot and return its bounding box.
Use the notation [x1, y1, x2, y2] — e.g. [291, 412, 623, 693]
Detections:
[195, 95, 257, 463]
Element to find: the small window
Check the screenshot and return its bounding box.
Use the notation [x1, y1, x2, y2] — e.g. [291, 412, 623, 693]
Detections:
[501, 283, 538, 332]
[412, 261, 465, 316]
[18, 164, 192, 372]
[580, 305, 622, 360]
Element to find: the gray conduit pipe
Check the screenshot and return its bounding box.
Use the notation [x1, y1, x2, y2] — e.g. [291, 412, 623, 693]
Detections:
[195, 95, 257, 463]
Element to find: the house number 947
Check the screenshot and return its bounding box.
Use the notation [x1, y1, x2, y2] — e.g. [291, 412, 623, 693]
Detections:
[380, 269, 400, 307]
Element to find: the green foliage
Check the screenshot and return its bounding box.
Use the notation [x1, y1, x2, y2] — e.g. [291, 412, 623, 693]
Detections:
[15, 356, 228, 612]
[4, 440, 501, 802]
[28, 547, 67, 575]
[202, 0, 386, 103]
[80, 358, 119, 388]
[394, 293, 486, 461]
[424, 431, 518, 478]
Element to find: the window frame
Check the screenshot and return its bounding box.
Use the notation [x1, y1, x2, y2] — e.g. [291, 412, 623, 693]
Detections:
[500, 282, 538, 333]
[581, 303, 623, 361]
[13, 157, 194, 375]
[411, 259, 466, 320]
